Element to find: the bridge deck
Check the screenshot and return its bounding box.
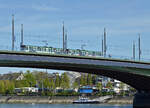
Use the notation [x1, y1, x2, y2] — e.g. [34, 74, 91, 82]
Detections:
[0, 50, 149, 65]
[0, 50, 150, 90]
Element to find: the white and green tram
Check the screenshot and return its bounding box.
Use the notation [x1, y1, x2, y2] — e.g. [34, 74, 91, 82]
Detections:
[20, 45, 101, 57]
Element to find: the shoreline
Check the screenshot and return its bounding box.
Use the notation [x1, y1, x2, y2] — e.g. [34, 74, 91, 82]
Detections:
[0, 96, 133, 104]
[106, 97, 133, 104]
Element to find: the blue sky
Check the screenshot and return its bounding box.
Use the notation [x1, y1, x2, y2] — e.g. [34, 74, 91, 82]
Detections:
[0, 0, 150, 73]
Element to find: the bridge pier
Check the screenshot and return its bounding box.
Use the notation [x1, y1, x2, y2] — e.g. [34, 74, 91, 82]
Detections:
[133, 91, 150, 108]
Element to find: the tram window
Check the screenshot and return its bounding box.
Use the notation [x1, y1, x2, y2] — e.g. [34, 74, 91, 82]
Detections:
[29, 46, 32, 51]
[37, 47, 41, 51]
[24, 46, 28, 50]
[43, 48, 46, 52]
[46, 48, 49, 52]
[48, 48, 51, 52]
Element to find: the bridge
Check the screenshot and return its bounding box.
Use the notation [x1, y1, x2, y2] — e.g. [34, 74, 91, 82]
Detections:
[0, 50, 150, 107]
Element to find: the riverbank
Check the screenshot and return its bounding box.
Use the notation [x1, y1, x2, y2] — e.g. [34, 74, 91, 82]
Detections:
[107, 97, 133, 104]
[0, 96, 78, 104]
[0, 96, 133, 104]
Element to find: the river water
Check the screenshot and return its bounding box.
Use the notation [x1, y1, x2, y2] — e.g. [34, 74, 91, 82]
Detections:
[0, 104, 132, 108]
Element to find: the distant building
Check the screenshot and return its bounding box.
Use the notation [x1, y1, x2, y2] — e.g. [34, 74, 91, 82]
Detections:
[113, 80, 130, 94]
[96, 76, 112, 87]
[113, 87, 120, 93]
[0, 72, 24, 80]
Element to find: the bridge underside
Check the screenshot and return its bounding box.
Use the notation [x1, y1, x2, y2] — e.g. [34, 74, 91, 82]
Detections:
[0, 60, 150, 91]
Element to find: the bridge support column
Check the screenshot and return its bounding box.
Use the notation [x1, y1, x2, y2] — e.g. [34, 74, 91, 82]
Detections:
[133, 91, 150, 108]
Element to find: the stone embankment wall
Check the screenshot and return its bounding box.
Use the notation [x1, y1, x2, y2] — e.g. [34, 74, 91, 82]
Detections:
[0, 96, 79, 104]
[107, 97, 133, 104]
[0, 96, 133, 104]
